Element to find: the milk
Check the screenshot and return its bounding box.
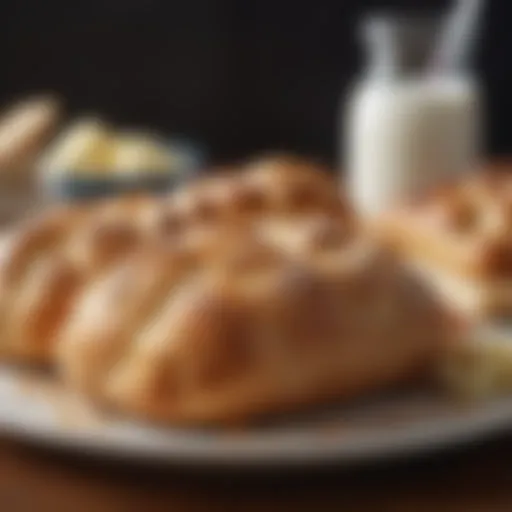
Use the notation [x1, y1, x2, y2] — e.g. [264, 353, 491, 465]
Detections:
[344, 16, 482, 217]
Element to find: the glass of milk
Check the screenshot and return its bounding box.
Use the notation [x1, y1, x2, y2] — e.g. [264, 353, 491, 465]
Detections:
[344, 15, 482, 217]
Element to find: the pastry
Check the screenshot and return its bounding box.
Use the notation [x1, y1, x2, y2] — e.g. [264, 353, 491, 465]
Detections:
[160, 153, 345, 230]
[0, 155, 456, 425]
[0, 195, 162, 362]
[57, 220, 454, 425]
[0, 155, 342, 363]
[0, 95, 62, 181]
[375, 172, 512, 317]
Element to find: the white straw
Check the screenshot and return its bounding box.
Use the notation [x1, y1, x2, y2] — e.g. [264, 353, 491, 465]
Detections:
[430, 0, 484, 73]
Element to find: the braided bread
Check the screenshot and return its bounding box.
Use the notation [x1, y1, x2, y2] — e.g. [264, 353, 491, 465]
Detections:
[0, 196, 161, 361]
[57, 224, 452, 425]
[0, 155, 456, 424]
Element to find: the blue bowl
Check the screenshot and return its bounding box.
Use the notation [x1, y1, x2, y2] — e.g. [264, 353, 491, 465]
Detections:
[42, 138, 206, 201]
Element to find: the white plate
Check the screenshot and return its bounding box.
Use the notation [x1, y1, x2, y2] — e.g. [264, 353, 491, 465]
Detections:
[0, 367, 511, 468]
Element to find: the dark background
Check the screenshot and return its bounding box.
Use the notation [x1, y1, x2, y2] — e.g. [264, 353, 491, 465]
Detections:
[0, 0, 509, 165]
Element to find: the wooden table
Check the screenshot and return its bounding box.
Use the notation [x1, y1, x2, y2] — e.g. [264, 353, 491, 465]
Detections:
[2, 432, 512, 512]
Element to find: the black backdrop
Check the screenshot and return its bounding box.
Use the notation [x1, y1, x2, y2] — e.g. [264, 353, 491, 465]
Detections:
[0, 0, 510, 164]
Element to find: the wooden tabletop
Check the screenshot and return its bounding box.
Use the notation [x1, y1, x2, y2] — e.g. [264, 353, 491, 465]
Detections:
[2, 432, 512, 512]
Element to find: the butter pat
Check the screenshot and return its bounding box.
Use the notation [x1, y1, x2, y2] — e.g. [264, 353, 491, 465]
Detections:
[112, 132, 173, 175]
[41, 118, 114, 175]
[441, 327, 512, 400]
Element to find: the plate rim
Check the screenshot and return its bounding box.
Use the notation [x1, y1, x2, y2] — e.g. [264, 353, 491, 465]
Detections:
[0, 369, 511, 468]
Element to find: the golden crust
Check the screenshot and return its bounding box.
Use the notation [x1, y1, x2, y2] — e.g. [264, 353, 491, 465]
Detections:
[376, 173, 512, 280]
[58, 231, 453, 425]
[373, 172, 512, 318]
[3, 256, 82, 362]
[0, 154, 455, 425]
[57, 247, 193, 397]
[0, 194, 163, 362]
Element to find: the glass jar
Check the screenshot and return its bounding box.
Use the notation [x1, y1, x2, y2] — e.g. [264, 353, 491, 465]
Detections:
[343, 14, 482, 217]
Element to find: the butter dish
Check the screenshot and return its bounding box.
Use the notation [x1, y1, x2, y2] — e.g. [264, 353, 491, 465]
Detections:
[39, 118, 205, 200]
